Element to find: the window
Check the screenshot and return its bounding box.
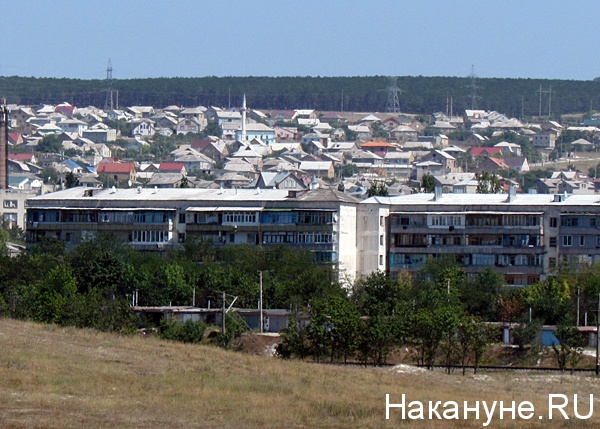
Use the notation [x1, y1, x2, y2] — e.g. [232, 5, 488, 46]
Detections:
[179, 213, 186, 224]
[380, 216, 384, 227]
[550, 217, 557, 228]
[379, 235, 384, 246]
[561, 217, 579, 227]
[550, 237, 557, 248]
[549, 257, 557, 267]
[580, 236, 585, 246]
[379, 255, 384, 266]
[562, 235, 573, 247]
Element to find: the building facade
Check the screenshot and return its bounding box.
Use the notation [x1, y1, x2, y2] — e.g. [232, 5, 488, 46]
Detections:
[25, 186, 600, 288]
[26, 187, 359, 285]
[358, 190, 600, 287]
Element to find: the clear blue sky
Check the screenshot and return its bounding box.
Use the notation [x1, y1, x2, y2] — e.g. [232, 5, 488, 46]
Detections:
[2, 1, 598, 80]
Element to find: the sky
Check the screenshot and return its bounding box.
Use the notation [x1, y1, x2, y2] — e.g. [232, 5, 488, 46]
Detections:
[1, 1, 599, 81]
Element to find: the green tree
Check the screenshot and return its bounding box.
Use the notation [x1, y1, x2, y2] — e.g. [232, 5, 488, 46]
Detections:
[552, 321, 586, 373]
[460, 267, 503, 319]
[476, 171, 502, 194]
[340, 163, 359, 177]
[525, 276, 571, 325]
[33, 265, 78, 324]
[41, 167, 59, 185]
[276, 316, 310, 360]
[367, 182, 388, 197]
[421, 173, 435, 193]
[65, 171, 80, 188]
[311, 294, 361, 363]
[158, 318, 207, 344]
[37, 134, 62, 153]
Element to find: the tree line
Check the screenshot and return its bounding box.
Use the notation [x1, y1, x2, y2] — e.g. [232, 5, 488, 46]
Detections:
[2, 75, 600, 116]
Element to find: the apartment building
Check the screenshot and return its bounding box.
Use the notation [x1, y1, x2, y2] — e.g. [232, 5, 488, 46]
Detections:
[358, 189, 600, 287]
[25, 185, 600, 288]
[25, 187, 358, 285]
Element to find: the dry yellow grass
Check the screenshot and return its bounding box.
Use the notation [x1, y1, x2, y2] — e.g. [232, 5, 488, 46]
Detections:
[0, 318, 599, 428]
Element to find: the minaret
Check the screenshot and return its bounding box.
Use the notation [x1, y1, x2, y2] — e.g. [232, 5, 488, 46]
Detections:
[0, 100, 8, 190]
[241, 94, 247, 143]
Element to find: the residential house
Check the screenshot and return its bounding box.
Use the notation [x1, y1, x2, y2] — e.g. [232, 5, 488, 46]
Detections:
[255, 171, 307, 190]
[274, 127, 298, 141]
[533, 131, 556, 149]
[82, 123, 117, 143]
[216, 111, 242, 126]
[469, 147, 504, 159]
[503, 157, 530, 174]
[191, 137, 228, 162]
[8, 133, 24, 146]
[414, 161, 444, 181]
[351, 150, 384, 171]
[128, 106, 155, 119]
[299, 161, 334, 179]
[55, 102, 76, 118]
[494, 141, 522, 156]
[147, 173, 188, 188]
[180, 107, 208, 127]
[8, 106, 35, 127]
[57, 118, 88, 136]
[131, 118, 156, 137]
[390, 125, 418, 142]
[421, 150, 457, 173]
[235, 123, 276, 145]
[270, 110, 297, 123]
[173, 151, 214, 174]
[347, 125, 371, 139]
[158, 163, 187, 176]
[176, 117, 205, 135]
[96, 162, 136, 182]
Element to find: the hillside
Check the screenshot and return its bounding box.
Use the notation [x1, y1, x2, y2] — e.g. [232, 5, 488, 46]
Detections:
[0, 319, 599, 428]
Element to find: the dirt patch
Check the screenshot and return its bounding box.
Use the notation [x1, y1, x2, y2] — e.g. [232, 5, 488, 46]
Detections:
[235, 332, 283, 356]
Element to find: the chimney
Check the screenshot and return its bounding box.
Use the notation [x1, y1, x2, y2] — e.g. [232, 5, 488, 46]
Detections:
[0, 100, 7, 189]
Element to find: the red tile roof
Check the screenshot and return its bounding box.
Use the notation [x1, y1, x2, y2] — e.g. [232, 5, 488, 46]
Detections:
[158, 163, 185, 171]
[8, 153, 33, 162]
[361, 141, 397, 148]
[97, 162, 135, 174]
[470, 147, 503, 157]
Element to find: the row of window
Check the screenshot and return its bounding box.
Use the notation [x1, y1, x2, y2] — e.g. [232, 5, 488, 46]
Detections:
[130, 230, 171, 243]
[392, 234, 541, 248]
[262, 232, 335, 244]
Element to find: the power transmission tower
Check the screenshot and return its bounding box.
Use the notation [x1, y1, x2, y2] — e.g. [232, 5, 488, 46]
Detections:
[381, 76, 403, 113]
[104, 59, 114, 111]
[536, 85, 553, 119]
[466, 65, 482, 109]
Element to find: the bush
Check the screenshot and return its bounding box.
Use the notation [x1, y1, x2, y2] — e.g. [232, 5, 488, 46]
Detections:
[158, 318, 207, 344]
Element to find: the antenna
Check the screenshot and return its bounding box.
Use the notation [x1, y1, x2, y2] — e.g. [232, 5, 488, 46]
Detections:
[104, 59, 114, 111]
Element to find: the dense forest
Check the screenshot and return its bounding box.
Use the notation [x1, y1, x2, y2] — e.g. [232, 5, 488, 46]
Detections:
[2, 75, 600, 116]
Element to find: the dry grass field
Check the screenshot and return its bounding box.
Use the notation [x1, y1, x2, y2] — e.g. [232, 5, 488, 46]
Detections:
[1, 318, 599, 428]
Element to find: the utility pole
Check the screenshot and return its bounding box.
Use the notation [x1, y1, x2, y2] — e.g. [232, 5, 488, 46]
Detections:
[596, 293, 600, 376]
[222, 290, 226, 336]
[258, 271, 263, 333]
[576, 287, 580, 326]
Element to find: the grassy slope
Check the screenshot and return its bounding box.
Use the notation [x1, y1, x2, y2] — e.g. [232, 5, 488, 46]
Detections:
[0, 319, 599, 428]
